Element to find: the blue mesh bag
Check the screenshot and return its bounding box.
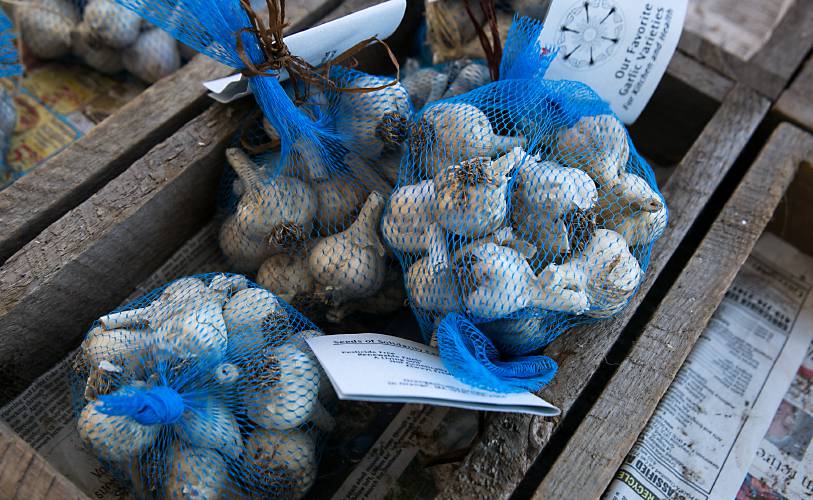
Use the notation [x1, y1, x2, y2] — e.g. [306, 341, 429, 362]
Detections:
[383, 16, 667, 392]
[15, 0, 184, 82]
[72, 273, 334, 498]
[104, 0, 412, 320]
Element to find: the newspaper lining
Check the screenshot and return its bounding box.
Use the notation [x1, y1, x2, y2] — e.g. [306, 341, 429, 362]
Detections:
[607, 233, 813, 500]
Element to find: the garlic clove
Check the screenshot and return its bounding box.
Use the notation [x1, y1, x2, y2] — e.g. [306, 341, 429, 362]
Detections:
[164, 445, 229, 500]
[244, 428, 317, 499]
[308, 192, 387, 304]
[257, 253, 314, 304]
[556, 114, 629, 187]
[174, 398, 242, 459]
[77, 392, 159, 462]
[434, 156, 511, 237]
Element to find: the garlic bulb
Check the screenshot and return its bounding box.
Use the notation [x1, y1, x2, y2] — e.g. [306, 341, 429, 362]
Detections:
[123, 28, 181, 83]
[77, 392, 159, 462]
[245, 428, 316, 499]
[164, 446, 229, 500]
[405, 255, 461, 314]
[511, 150, 598, 256]
[220, 148, 317, 272]
[223, 288, 283, 355]
[434, 153, 513, 237]
[247, 343, 334, 432]
[333, 73, 411, 159]
[308, 192, 387, 305]
[208, 273, 250, 299]
[153, 297, 228, 359]
[82, 326, 151, 370]
[325, 266, 406, 323]
[461, 242, 590, 319]
[17, 0, 79, 59]
[382, 180, 448, 269]
[98, 277, 209, 330]
[556, 114, 629, 187]
[174, 398, 242, 459]
[544, 229, 642, 318]
[72, 24, 124, 74]
[82, 0, 142, 49]
[257, 253, 313, 304]
[419, 101, 525, 177]
[311, 175, 367, 232]
[442, 62, 491, 99]
[401, 67, 448, 109]
[597, 172, 666, 246]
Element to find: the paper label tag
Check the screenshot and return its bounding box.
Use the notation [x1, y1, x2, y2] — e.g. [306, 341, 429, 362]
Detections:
[539, 0, 688, 123]
[306, 333, 560, 416]
[203, 0, 406, 103]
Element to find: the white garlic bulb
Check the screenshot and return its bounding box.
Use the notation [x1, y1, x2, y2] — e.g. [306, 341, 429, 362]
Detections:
[72, 23, 124, 74]
[82, 0, 142, 49]
[434, 153, 513, 238]
[247, 344, 334, 431]
[123, 29, 181, 83]
[174, 397, 242, 459]
[544, 229, 642, 318]
[405, 255, 461, 314]
[401, 67, 448, 109]
[308, 192, 387, 305]
[153, 298, 228, 360]
[164, 446, 229, 500]
[597, 171, 666, 246]
[223, 288, 283, 355]
[77, 391, 159, 462]
[82, 326, 152, 370]
[556, 114, 629, 187]
[17, 0, 79, 59]
[382, 180, 449, 270]
[442, 62, 491, 99]
[245, 428, 317, 499]
[461, 242, 590, 319]
[257, 253, 314, 304]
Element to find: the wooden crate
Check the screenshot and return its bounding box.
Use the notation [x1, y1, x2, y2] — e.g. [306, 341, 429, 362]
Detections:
[679, 0, 813, 99]
[527, 123, 813, 499]
[0, 0, 341, 264]
[775, 52, 813, 132]
[0, 39, 769, 500]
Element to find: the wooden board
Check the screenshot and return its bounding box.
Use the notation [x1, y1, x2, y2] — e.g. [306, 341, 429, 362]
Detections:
[435, 84, 771, 500]
[775, 54, 813, 133]
[679, 0, 813, 99]
[0, 101, 252, 404]
[530, 124, 813, 499]
[0, 422, 88, 500]
[0, 0, 333, 265]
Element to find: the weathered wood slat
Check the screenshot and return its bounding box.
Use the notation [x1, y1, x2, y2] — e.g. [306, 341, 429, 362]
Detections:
[0, 0, 331, 265]
[0, 101, 251, 404]
[775, 54, 813, 133]
[436, 84, 770, 500]
[678, 0, 813, 99]
[0, 422, 88, 499]
[531, 123, 813, 499]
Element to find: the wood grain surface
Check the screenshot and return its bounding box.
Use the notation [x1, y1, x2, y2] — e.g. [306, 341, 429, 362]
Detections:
[775, 54, 813, 132]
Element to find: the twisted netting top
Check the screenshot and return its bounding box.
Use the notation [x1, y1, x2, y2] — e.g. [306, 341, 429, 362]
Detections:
[71, 273, 334, 499]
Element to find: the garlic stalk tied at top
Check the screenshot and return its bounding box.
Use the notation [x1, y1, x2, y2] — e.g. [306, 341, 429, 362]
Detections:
[245, 428, 317, 499]
[544, 229, 642, 318]
[511, 150, 598, 256]
[17, 0, 79, 59]
[77, 388, 160, 462]
[333, 73, 411, 159]
[247, 343, 335, 432]
[382, 180, 449, 270]
[418, 101, 525, 177]
[219, 148, 317, 272]
[434, 151, 514, 238]
[556, 114, 629, 187]
[164, 446, 229, 500]
[460, 242, 590, 319]
[597, 172, 667, 246]
[308, 192, 387, 305]
[174, 397, 242, 459]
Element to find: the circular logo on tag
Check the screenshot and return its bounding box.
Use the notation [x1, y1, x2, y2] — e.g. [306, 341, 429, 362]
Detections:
[556, 0, 624, 69]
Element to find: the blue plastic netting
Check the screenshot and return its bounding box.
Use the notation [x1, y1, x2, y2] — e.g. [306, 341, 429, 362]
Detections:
[16, 0, 185, 82]
[71, 273, 333, 499]
[383, 16, 667, 392]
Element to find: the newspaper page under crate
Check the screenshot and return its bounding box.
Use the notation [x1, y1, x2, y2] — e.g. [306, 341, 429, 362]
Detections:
[606, 233, 813, 500]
